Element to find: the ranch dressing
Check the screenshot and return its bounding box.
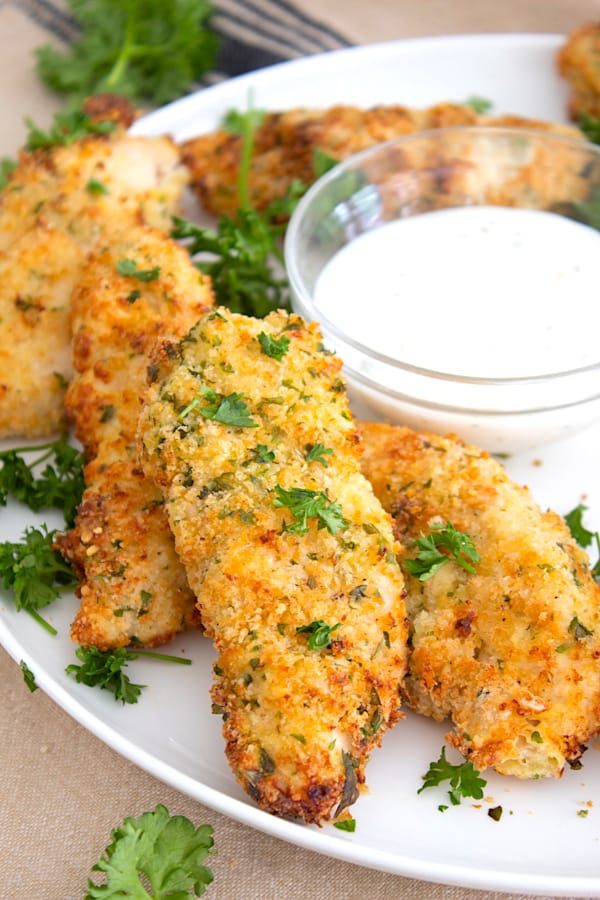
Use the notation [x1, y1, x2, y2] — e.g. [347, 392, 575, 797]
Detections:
[313, 205, 600, 379]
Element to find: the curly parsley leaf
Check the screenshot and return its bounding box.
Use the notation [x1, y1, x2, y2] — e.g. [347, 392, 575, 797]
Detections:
[179, 386, 257, 428]
[295, 619, 342, 651]
[172, 212, 290, 318]
[0, 437, 85, 527]
[404, 521, 480, 581]
[257, 331, 290, 360]
[36, 0, 219, 108]
[418, 746, 486, 806]
[66, 646, 145, 704]
[273, 485, 348, 536]
[85, 803, 214, 899]
[304, 442, 333, 467]
[24, 110, 116, 151]
[66, 646, 191, 704]
[0, 526, 76, 633]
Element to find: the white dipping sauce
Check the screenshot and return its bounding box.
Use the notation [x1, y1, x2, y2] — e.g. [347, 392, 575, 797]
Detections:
[314, 205, 600, 379]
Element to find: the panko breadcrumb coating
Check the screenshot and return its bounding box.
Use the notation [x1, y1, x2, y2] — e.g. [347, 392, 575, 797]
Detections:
[558, 22, 600, 121]
[138, 308, 408, 824]
[181, 102, 582, 219]
[0, 105, 188, 439]
[359, 422, 600, 779]
[56, 225, 213, 649]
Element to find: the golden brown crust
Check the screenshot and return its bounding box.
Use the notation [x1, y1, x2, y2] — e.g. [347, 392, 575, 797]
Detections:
[359, 421, 600, 779]
[82, 93, 137, 129]
[138, 309, 408, 823]
[181, 103, 582, 219]
[56, 225, 213, 649]
[558, 22, 600, 120]
[0, 126, 188, 439]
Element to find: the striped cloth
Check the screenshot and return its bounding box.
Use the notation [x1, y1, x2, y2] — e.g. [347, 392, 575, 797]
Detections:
[18, 0, 352, 87]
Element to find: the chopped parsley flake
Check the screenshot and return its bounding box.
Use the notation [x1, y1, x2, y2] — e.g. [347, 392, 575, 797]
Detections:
[257, 331, 290, 360]
[116, 258, 160, 282]
[404, 522, 480, 581]
[273, 484, 348, 535]
[295, 619, 342, 651]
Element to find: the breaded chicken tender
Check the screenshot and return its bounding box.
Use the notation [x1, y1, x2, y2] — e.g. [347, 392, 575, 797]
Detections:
[359, 422, 600, 779]
[181, 102, 582, 219]
[558, 22, 600, 120]
[56, 226, 213, 649]
[0, 109, 187, 439]
[138, 309, 408, 823]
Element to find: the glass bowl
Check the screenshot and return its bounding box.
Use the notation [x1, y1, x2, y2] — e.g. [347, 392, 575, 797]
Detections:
[284, 126, 600, 454]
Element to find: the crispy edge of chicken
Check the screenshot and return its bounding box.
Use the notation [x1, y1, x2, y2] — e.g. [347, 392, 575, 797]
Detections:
[359, 421, 600, 779]
[55, 225, 213, 649]
[557, 22, 600, 120]
[138, 308, 408, 824]
[180, 102, 583, 219]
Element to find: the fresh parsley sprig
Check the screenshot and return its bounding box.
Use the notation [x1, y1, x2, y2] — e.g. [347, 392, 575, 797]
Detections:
[171, 105, 327, 318]
[36, 0, 219, 108]
[66, 645, 192, 704]
[171, 212, 290, 318]
[418, 746, 486, 806]
[86, 803, 214, 899]
[404, 521, 480, 581]
[0, 437, 85, 527]
[0, 526, 77, 634]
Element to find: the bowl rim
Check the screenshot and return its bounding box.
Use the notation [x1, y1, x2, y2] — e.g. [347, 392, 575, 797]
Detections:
[284, 124, 600, 389]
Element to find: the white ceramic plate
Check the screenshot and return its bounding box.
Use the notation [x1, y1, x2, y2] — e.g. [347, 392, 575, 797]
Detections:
[2, 33, 600, 897]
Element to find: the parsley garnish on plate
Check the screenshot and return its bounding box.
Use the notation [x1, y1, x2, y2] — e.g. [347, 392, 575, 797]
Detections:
[0, 526, 77, 634]
[35, 0, 219, 108]
[404, 521, 480, 581]
[85, 804, 214, 899]
[418, 746, 487, 806]
[171, 212, 290, 319]
[0, 437, 85, 528]
[66, 646, 192, 704]
[20, 660, 38, 693]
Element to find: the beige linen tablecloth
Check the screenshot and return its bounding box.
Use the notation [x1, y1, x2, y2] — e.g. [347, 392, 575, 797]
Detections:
[2, 1, 600, 898]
